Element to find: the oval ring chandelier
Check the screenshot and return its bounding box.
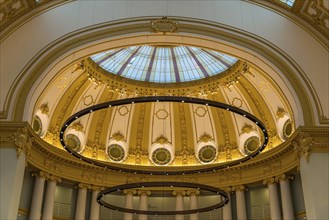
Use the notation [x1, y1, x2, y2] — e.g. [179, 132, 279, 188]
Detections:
[97, 181, 229, 215]
[60, 96, 269, 175]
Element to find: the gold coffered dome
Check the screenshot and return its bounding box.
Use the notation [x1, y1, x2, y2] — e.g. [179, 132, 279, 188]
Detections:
[32, 43, 294, 173]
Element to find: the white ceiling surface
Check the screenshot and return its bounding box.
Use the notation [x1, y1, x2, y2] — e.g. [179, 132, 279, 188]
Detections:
[1, 0, 327, 124]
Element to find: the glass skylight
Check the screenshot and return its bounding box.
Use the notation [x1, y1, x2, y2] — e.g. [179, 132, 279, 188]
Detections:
[278, 0, 295, 7]
[91, 45, 237, 83]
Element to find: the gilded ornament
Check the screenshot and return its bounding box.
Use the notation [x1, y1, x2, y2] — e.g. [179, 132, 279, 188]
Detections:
[276, 107, 287, 119]
[150, 17, 179, 35]
[241, 124, 254, 134]
[293, 132, 313, 163]
[71, 121, 84, 132]
[39, 103, 49, 114]
[14, 127, 32, 158]
[198, 133, 213, 143]
[111, 131, 125, 142]
[154, 135, 169, 144]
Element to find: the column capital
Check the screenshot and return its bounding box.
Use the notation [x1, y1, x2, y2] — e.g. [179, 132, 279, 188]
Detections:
[32, 171, 49, 180]
[13, 127, 32, 159]
[232, 185, 247, 192]
[75, 183, 90, 190]
[48, 175, 61, 183]
[263, 177, 276, 185]
[186, 189, 200, 196]
[90, 185, 104, 192]
[275, 174, 294, 183]
[172, 190, 186, 196]
[137, 190, 151, 196]
[222, 187, 234, 194]
[123, 189, 137, 195]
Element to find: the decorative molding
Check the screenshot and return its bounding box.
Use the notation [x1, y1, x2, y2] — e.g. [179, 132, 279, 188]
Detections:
[48, 175, 61, 183]
[263, 177, 276, 185]
[241, 124, 255, 134]
[137, 190, 151, 196]
[186, 190, 200, 196]
[233, 185, 247, 192]
[275, 173, 294, 183]
[198, 133, 213, 143]
[154, 135, 169, 145]
[39, 103, 49, 114]
[111, 131, 125, 142]
[1, 122, 327, 188]
[172, 190, 186, 196]
[123, 189, 137, 195]
[81, 170, 104, 183]
[14, 127, 33, 158]
[150, 17, 179, 35]
[276, 107, 287, 119]
[44, 157, 62, 173]
[75, 183, 90, 190]
[263, 159, 282, 174]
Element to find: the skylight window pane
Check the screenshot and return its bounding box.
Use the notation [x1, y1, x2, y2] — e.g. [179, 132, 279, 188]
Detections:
[278, 0, 295, 7]
[90, 45, 238, 83]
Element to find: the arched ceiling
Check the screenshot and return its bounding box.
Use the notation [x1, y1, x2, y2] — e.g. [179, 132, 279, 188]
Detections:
[31, 42, 295, 171]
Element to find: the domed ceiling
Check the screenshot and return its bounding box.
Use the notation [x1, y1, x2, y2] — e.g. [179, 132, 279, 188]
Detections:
[31, 44, 295, 173]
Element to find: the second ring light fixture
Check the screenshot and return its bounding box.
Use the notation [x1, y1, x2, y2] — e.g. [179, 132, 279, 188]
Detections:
[60, 96, 269, 175]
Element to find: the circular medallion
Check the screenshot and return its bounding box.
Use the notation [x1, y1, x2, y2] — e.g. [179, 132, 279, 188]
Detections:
[107, 144, 125, 162]
[152, 148, 172, 165]
[32, 115, 42, 135]
[283, 119, 293, 139]
[244, 136, 260, 154]
[65, 133, 81, 152]
[198, 145, 217, 163]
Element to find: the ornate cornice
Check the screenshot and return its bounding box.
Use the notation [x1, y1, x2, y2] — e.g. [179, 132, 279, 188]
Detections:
[1, 122, 328, 188]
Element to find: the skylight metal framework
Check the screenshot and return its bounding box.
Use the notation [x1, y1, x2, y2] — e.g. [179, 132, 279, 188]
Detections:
[91, 45, 237, 83]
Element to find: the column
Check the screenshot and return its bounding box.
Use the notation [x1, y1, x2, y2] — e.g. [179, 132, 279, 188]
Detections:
[187, 190, 200, 220]
[294, 133, 329, 219]
[0, 128, 30, 220]
[75, 183, 89, 220]
[123, 189, 136, 220]
[173, 190, 186, 220]
[29, 172, 48, 220]
[222, 188, 233, 220]
[234, 185, 247, 220]
[138, 190, 151, 220]
[90, 186, 102, 220]
[276, 174, 294, 220]
[42, 175, 61, 220]
[263, 178, 281, 220]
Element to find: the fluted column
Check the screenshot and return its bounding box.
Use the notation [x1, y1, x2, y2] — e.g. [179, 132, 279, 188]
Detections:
[138, 190, 151, 220]
[222, 188, 233, 220]
[75, 183, 89, 220]
[29, 172, 48, 220]
[90, 186, 103, 220]
[42, 175, 61, 220]
[276, 174, 294, 220]
[187, 190, 200, 220]
[124, 189, 136, 220]
[234, 185, 247, 220]
[264, 178, 281, 220]
[173, 190, 186, 220]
